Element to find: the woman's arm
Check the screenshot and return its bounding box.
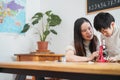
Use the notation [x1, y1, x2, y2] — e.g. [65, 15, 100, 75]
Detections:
[65, 50, 99, 62]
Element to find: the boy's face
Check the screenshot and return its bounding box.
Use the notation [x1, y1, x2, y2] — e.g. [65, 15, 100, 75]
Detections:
[100, 22, 114, 37]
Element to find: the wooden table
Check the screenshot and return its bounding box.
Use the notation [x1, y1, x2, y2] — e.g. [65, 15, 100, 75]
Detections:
[14, 53, 65, 62]
[14, 53, 65, 80]
[0, 61, 120, 80]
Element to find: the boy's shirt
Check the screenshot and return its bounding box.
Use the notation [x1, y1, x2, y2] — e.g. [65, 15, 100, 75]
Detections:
[101, 26, 120, 60]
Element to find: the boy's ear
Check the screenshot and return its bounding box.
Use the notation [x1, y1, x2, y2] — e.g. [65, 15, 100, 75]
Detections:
[111, 22, 115, 28]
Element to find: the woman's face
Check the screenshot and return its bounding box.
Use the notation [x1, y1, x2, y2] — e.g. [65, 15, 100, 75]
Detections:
[81, 22, 93, 41]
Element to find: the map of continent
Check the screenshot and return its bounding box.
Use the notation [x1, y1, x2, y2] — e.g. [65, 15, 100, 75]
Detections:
[0, 0, 26, 33]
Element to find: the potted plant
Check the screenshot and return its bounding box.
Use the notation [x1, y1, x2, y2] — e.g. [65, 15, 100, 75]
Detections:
[21, 10, 62, 52]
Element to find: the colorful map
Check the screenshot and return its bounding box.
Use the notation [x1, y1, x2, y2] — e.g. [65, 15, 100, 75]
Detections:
[0, 0, 26, 33]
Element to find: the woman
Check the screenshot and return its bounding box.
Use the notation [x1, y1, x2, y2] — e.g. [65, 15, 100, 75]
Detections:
[66, 17, 99, 62]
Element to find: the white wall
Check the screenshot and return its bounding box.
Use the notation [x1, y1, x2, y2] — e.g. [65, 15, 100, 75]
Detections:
[0, 0, 120, 80]
[39, 0, 87, 53]
[39, 0, 120, 53]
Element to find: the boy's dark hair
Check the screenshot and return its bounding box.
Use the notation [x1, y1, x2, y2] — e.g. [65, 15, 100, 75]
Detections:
[94, 12, 115, 31]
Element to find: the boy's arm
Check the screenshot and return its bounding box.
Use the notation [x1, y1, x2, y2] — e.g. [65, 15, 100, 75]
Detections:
[108, 55, 120, 61]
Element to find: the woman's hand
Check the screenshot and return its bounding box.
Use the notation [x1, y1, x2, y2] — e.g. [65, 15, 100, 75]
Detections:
[89, 51, 99, 61]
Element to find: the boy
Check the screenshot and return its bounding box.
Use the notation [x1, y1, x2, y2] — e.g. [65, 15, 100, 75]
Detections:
[94, 12, 120, 62]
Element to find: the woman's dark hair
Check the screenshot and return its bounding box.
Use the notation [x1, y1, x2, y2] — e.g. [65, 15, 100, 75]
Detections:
[94, 12, 115, 31]
[74, 17, 98, 56]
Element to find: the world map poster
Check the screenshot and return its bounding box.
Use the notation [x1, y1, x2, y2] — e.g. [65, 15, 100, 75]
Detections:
[0, 0, 26, 33]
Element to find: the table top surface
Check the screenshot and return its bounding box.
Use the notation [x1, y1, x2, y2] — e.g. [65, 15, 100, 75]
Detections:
[0, 61, 120, 76]
[14, 53, 65, 57]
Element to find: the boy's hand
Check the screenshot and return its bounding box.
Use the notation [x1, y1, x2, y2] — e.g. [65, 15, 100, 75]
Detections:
[108, 57, 117, 62]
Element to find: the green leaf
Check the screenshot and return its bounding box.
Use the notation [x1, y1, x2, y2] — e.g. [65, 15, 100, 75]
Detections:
[21, 24, 30, 33]
[45, 10, 52, 16]
[50, 29, 57, 35]
[32, 13, 43, 25]
[32, 19, 39, 25]
[43, 30, 50, 36]
[49, 14, 61, 26]
[32, 13, 43, 19]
